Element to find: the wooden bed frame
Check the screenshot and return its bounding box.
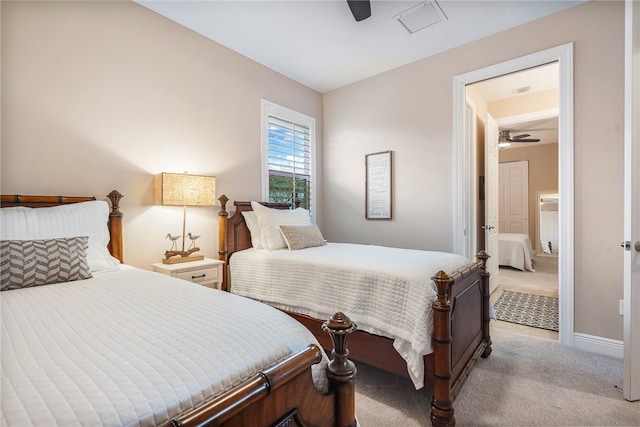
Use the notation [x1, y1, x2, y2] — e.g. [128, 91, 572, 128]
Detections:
[1, 191, 357, 427]
[217, 195, 493, 426]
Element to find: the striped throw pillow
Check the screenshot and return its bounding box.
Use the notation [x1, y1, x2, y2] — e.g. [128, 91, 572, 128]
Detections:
[0, 236, 92, 291]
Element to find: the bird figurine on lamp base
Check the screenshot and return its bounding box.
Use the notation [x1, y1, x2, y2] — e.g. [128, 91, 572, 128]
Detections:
[162, 232, 204, 264]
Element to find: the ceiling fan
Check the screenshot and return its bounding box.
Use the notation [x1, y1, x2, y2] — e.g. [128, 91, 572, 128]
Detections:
[498, 130, 540, 147]
[347, 0, 371, 22]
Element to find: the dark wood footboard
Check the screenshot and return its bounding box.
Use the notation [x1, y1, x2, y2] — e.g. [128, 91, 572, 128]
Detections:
[217, 195, 492, 426]
[172, 312, 357, 427]
[430, 251, 492, 426]
[288, 253, 491, 427]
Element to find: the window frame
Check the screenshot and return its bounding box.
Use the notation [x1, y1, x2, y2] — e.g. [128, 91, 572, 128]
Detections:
[260, 99, 317, 220]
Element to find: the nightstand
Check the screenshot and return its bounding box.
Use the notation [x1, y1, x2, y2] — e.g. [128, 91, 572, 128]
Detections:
[151, 258, 224, 289]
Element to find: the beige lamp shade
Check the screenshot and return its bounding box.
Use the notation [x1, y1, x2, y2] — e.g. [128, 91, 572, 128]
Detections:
[154, 173, 216, 206]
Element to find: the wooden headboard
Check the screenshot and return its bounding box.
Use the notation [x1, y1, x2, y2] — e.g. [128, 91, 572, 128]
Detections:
[0, 190, 125, 263]
[217, 194, 297, 290]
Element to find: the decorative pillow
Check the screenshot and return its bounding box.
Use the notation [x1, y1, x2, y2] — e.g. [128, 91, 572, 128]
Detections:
[0, 201, 120, 272]
[242, 211, 264, 249]
[0, 236, 92, 291]
[279, 224, 327, 250]
[250, 201, 311, 250]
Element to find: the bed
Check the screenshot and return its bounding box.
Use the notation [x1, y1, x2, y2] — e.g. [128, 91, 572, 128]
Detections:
[0, 191, 357, 427]
[216, 196, 493, 426]
[498, 232, 536, 272]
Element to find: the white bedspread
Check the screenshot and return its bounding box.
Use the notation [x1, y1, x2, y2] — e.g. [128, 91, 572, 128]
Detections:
[498, 233, 535, 272]
[229, 243, 470, 389]
[1, 266, 328, 427]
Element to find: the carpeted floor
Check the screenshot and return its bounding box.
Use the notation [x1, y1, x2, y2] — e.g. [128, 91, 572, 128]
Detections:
[354, 325, 639, 426]
[493, 255, 559, 339]
[494, 290, 559, 331]
[498, 255, 558, 295]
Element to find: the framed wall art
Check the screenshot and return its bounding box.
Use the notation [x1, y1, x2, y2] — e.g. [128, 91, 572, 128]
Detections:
[365, 150, 392, 220]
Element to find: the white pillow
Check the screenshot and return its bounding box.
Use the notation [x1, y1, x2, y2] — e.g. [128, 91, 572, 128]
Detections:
[250, 201, 311, 250]
[241, 211, 264, 249]
[0, 200, 120, 272]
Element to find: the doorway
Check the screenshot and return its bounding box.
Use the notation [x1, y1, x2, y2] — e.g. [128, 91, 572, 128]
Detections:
[471, 71, 560, 339]
[452, 43, 575, 347]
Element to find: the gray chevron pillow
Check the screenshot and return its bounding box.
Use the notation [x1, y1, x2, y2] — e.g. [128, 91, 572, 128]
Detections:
[0, 236, 92, 291]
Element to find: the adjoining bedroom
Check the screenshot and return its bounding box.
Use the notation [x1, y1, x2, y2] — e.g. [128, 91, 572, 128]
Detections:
[2, 0, 639, 426]
[467, 63, 560, 340]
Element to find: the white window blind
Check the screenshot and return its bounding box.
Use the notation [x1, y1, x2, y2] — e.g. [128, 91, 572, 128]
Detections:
[261, 101, 315, 216]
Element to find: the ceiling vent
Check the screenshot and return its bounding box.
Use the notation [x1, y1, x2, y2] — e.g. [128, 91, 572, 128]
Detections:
[395, 1, 448, 35]
[512, 86, 531, 95]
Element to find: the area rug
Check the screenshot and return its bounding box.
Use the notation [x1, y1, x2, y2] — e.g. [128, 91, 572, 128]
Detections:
[494, 290, 559, 331]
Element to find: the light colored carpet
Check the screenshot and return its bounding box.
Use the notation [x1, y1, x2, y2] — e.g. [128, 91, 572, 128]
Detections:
[354, 324, 640, 426]
[499, 255, 558, 295]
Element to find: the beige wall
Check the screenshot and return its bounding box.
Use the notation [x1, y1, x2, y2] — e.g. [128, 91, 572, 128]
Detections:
[1, 1, 626, 342]
[499, 143, 559, 249]
[323, 1, 625, 340]
[0, 1, 323, 269]
[489, 88, 559, 119]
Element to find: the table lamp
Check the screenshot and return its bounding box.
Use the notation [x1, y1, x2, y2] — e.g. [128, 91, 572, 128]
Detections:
[154, 172, 216, 264]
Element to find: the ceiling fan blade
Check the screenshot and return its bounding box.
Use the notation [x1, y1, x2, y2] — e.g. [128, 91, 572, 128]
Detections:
[347, 0, 371, 22]
[512, 133, 531, 139]
[510, 138, 540, 143]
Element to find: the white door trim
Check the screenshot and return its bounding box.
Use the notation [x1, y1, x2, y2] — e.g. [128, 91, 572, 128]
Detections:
[623, 0, 639, 402]
[453, 43, 575, 347]
[464, 97, 478, 259]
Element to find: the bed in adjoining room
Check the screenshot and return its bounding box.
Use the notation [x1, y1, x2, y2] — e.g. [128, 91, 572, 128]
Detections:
[216, 195, 493, 426]
[498, 232, 536, 272]
[0, 191, 357, 427]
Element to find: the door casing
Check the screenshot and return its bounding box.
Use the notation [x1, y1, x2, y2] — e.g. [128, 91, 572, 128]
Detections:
[453, 43, 575, 346]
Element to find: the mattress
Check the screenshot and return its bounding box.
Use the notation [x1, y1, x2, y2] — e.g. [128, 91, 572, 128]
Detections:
[498, 233, 535, 272]
[229, 243, 471, 389]
[1, 266, 328, 427]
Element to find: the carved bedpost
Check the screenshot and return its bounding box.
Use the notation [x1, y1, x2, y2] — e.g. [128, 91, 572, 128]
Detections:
[322, 312, 357, 427]
[106, 190, 124, 263]
[218, 194, 229, 291]
[430, 270, 455, 426]
[476, 250, 493, 358]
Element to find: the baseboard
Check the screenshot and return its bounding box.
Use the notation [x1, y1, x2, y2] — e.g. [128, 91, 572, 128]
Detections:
[573, 333, 623, 359]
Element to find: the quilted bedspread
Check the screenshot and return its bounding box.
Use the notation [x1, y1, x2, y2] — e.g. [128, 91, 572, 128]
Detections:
[229, 243, 470, 389]
[498, 233, 536, 271]
[1, 266, 328, 426]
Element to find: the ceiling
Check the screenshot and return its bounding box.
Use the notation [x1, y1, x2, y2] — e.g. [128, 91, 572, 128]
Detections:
[472, 62, 560, 148]
[135, 0, 585, 93]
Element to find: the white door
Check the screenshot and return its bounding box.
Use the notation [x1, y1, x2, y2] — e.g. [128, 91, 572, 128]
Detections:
[484, 114, 500, 293]
[623, 0, 639, 402]
[499, 161, 529, 234]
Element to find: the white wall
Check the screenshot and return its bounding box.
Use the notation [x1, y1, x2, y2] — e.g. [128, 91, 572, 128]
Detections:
[1, 0, 323, 269]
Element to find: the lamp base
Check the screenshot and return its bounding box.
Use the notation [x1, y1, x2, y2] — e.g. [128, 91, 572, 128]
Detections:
[162, 255, 204, 264]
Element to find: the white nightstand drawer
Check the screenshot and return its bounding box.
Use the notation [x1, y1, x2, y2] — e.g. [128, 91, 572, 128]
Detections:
[174, 267, 218, 286]
[151, 258, 225, 290]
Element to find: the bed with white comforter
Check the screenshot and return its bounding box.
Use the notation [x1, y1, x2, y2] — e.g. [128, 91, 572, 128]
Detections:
[498, 233, 536, 272]
[1, 266, 328, 426]
[230, 243, 470, 389]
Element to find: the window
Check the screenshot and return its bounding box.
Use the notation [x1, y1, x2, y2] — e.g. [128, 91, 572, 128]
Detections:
[261, 100, 316, 218]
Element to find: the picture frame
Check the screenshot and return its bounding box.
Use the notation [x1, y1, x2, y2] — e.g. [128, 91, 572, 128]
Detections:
[365, 150, 392, 220]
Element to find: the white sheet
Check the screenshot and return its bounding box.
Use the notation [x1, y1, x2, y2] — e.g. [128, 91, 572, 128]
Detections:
[1, 266, 328, 427]
[229, 243, 471, 389]
[498, 233, 535, 272]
